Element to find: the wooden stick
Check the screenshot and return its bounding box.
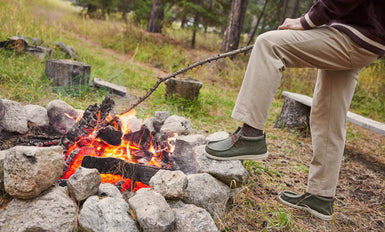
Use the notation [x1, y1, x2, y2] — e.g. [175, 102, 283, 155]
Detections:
[120, 44, 254, 115]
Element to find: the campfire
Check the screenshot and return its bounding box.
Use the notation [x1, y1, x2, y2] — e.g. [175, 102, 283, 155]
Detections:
[60, 97, 177, 192]
[0, 96, 250, 232]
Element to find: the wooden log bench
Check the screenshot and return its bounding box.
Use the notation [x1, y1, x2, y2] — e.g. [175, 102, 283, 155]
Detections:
[275, 91, 385, 136]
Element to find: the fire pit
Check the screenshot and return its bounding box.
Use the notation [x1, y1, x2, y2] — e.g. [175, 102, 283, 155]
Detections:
[0, 97, 250, 232]
[60, 97, 179, 192]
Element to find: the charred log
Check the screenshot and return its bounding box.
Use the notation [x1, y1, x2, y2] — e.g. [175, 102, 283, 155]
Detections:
[62, 97, 117, 149]
[81, 156, 173, 185]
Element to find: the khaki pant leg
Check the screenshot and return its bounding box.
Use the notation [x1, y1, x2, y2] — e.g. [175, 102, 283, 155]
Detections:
[306, 69, 359, 197]
[232, 26, 375, 130]
[231, 26, 379, 197]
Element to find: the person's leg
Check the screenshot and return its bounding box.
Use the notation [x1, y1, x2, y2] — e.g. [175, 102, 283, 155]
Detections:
[307, 69, 357, 196]
[206, 26, 378, 163]
[232, 26, 363, 131]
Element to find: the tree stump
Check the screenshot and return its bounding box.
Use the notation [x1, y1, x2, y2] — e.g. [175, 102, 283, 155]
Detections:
[165, 77, 202, 101]
[274, 97, 311, 134]
[45, 59, 91, 86]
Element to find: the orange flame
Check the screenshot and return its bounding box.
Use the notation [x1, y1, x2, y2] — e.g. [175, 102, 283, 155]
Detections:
[61, 109, 176, 192]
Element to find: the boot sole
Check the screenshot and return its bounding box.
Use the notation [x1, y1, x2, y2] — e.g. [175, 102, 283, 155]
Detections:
[204, 151, 269, 161]
[278, 195, 332, 220]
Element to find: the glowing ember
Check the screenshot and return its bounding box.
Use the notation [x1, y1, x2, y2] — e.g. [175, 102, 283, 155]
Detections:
[61, 108, 176, 192]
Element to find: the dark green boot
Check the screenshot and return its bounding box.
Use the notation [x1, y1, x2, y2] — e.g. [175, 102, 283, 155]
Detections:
[205, 127, 268, 160]
[279, 191, 334, 220]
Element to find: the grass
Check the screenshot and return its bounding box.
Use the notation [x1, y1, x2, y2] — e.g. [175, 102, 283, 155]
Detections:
[1, 0, 385, 231]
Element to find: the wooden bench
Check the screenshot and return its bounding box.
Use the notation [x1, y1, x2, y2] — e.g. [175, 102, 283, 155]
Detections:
[275, 91, 385, 136]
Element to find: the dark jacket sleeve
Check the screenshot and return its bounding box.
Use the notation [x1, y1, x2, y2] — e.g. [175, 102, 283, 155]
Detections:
[300, 0, 368, 29]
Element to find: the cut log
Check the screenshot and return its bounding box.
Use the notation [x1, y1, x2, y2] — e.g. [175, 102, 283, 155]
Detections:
[165, 77, 202, 101]
[277, 91, 385, 136]
[0, 36, 28, 52]
[81, 156, 170, 185]
[93, 78, 127, 96]
[45, 59, 91, 86]
[274, 96, 310, 133]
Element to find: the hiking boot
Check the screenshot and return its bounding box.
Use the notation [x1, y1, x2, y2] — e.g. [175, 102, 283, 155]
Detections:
[279, 191, 334, 220]
[204, 127, 268, 160]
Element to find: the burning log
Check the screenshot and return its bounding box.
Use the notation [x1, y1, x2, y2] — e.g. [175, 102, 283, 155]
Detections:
[61, 97, 176, 191]
[81, 156, 170, 185]
[62, 97, 116, 147]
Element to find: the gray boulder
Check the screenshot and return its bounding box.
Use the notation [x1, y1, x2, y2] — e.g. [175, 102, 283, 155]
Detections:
[183, 173, 230, 218]
[172, 203, 219, 232]
[98, 183, 122, 198]
[0, 186, 77, 232]
[149, 170, 188, 200]
[3, 146, 64, 199]
[0, 99, 28, 134]
[46, 99, 82, 134]
[153, 111, 170, 132]
[24, 104, 50, 128]
[0, 98, 5, 121]
[79, 196, 139, 232]
[160, 115, 193, 135]
[195, 145, 249, 187]
[67, 167, 101, 201]
[128, 188, 175, 232]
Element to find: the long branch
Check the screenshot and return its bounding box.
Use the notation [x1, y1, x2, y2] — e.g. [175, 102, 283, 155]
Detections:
[120, 44, 254, 115]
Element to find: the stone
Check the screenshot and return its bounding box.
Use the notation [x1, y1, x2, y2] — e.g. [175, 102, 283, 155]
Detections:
[183, 173, 230, 218]
[0, 98, 5, 121]
[149, 170, 188, 199]
[153, 111, 170, 132]
[195, 145, 249, 187]
[160, 115, 193, 135]
[67, 167, 101, 201]
[79, 195, 139, 232]
[206, 131, 230, 142]
[0, 186, 77, 232]
[0, 99, 28, 134]
[119, 114, 143, 133]
[176, 134, 207, 147]
[128, 188, 175, 232]
[3, 146, 64, 199]
[46, 99, 82, 134]
[23, 104, 50, 128]
[143, 116, 156, 133]
[98, 183, 122, 198]
[170, 139, 197, 175]
[172, 204, 219, 232]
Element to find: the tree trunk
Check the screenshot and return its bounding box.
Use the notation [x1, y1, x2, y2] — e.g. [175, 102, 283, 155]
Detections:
[147, 0, 164, 33]
[279, 0, 289, 25]
[289, 0, 301, 18]
[191, 11, 200, 49]
[220, 0, 249, 52]
[247, 0, 268, 45]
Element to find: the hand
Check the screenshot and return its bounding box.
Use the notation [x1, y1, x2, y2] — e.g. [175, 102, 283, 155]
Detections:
[278, 18, 304, 30]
